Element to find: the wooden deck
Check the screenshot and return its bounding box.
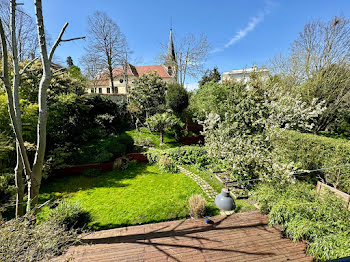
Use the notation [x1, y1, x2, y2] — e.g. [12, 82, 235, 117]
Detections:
[53, 211, 313, 262]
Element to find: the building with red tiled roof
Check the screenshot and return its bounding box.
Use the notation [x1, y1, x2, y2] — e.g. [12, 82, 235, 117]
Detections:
[88, 30, 178, 95]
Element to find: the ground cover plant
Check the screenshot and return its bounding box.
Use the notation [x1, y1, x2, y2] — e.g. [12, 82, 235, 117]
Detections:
[252, 181, 350, 261]
[39, 163, 213, 230]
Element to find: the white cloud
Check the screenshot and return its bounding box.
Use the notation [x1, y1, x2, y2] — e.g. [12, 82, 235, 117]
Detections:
[211, 1, 274, 54]
[185, 83, 199, 91]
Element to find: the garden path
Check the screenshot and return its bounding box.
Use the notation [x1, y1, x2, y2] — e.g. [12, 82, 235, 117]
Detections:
[52, 211, 313, 262]
[177, 166, 217, 201]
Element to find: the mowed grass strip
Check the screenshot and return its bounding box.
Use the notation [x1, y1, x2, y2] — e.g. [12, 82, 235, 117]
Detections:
[39, 163, 203, 230]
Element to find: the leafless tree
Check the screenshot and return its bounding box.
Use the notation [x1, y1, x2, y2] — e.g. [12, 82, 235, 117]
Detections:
[270, 16, 350, 84]
[268, 16, 350, 132]
[0, 0, 37, 61]
[159, 32, 210, 86]
[83, 11, 127, 93]
[0, 0, 84, 216]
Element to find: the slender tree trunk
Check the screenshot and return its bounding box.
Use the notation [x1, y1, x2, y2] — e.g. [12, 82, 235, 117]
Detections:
[14, 143, 25, 217]
[31, 0, 52, 211]
[160, 131, 164, 145]
[108, 64, 115, 93]
[11, 1, 27, 216]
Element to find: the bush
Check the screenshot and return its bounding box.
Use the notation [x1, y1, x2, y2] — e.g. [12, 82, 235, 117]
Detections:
[134, 136, 154, 147]
[273, 130, 350, 194]
[0, 171, 16, 214]
[76, 134, 134, 164]
[47, 199, 90, 230]
[253, 182, 350, 261]
[165, 146, 210, 168]
[189, 194, 206, 218]
[0, 218, 79, 262]
[158, 155, 178, 173]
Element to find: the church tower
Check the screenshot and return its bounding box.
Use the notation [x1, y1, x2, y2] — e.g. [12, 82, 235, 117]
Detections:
[164, 29, 178, 83]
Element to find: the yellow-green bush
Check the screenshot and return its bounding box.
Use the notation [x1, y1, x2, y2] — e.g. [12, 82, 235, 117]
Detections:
[273, 130, 350, 193]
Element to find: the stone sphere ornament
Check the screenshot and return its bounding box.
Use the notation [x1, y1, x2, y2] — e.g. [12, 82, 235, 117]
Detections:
[215, 188, 235, 210]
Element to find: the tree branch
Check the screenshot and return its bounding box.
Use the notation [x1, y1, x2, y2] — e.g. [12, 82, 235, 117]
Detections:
[48, 22, 69, 62]
[61, 36, 85, 42]
[20, 57, 38, 75]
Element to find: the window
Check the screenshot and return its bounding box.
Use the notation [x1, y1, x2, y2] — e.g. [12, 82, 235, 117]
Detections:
[119, 79, 124, 83]
[107, 88, 111, 93]
[90, 88, 94, 93]
[168, 66, 172, 76]
[99, 88, 102, 93]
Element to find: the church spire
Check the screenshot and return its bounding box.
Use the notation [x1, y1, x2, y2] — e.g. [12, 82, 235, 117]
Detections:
[166, 29, 176, 62]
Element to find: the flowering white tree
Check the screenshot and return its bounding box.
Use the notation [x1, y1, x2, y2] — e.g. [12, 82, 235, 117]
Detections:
[201, 77, 326, 186]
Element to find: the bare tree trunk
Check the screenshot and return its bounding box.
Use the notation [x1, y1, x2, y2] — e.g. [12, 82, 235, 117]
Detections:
[108, 63, 115, 93]
[14, 143, 24, 217]
[10, 0, 27, 216]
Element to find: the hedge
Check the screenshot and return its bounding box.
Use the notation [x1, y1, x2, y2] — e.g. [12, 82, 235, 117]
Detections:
[273, 130, 350, 194]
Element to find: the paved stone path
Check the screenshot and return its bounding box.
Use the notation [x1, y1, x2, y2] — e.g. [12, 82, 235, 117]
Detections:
[53, 211, 313, 262]
[177, 166, 218, 201]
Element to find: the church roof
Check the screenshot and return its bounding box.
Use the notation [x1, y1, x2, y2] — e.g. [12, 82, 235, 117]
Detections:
[94, 64, 171, 86]
[166, 29, 176, 62]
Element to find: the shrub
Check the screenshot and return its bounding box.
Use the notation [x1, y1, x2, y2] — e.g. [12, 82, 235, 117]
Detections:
[307, 233, 350, 261]
[134, 136, 154, 147]
[189, 194, 206, 218]
[76, 134, 134, 164]
[0, 171, 16, 214]
[253, 181, 350, 261]
[158, 155, 178, 173]
[47, 199, 90, 230]
[166, 146, 210, 168]
[146, 150, 163, 165]
[273, 130, 350, 194]
[0, 218, 79, 262]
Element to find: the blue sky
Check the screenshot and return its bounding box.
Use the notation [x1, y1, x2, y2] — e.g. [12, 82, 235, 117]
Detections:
[21, 0, 349, 88]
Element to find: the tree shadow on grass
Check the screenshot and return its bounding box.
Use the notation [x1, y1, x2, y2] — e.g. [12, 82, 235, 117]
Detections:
[80, 215, 277, 261]
[39, 163, 149, 203]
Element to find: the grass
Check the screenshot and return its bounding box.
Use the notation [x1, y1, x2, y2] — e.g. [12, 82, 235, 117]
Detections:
[126, 128, 180, 149]
[39, 163, 215, 230]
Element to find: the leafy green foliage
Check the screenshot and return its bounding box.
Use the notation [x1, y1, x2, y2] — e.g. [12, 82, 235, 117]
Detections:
[252, 182, 350, 261]
[198, 66, 221, 87]
[166, 83, 189, 114]
[128, 72, 166, 121]
[273, 130, 350, 193]
[145, 112, 183, 144]
[157, 155, 178, 173]
[0, 171, 15, 214]
[46, 199, 91, 230]
[165, 146, 210, 168]
[75, 134, 134, 164]
[189, 81, 232, 121]
[19, 60, 86, 104]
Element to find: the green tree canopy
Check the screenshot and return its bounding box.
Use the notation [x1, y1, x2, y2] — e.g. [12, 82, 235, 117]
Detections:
[128, 72, 166, 121]
[145, 112, 182, 144]
[166, 83, 189, 114]
[198, 66, 221, 87]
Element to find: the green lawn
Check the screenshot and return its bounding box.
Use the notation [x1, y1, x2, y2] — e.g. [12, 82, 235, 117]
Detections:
[126, 128, 180, 149]
[39, 163, 211, 230]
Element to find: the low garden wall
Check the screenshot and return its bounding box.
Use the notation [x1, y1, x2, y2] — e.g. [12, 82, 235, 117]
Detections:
[56, 153, 148, 176]
[316, 181, 350, 211]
